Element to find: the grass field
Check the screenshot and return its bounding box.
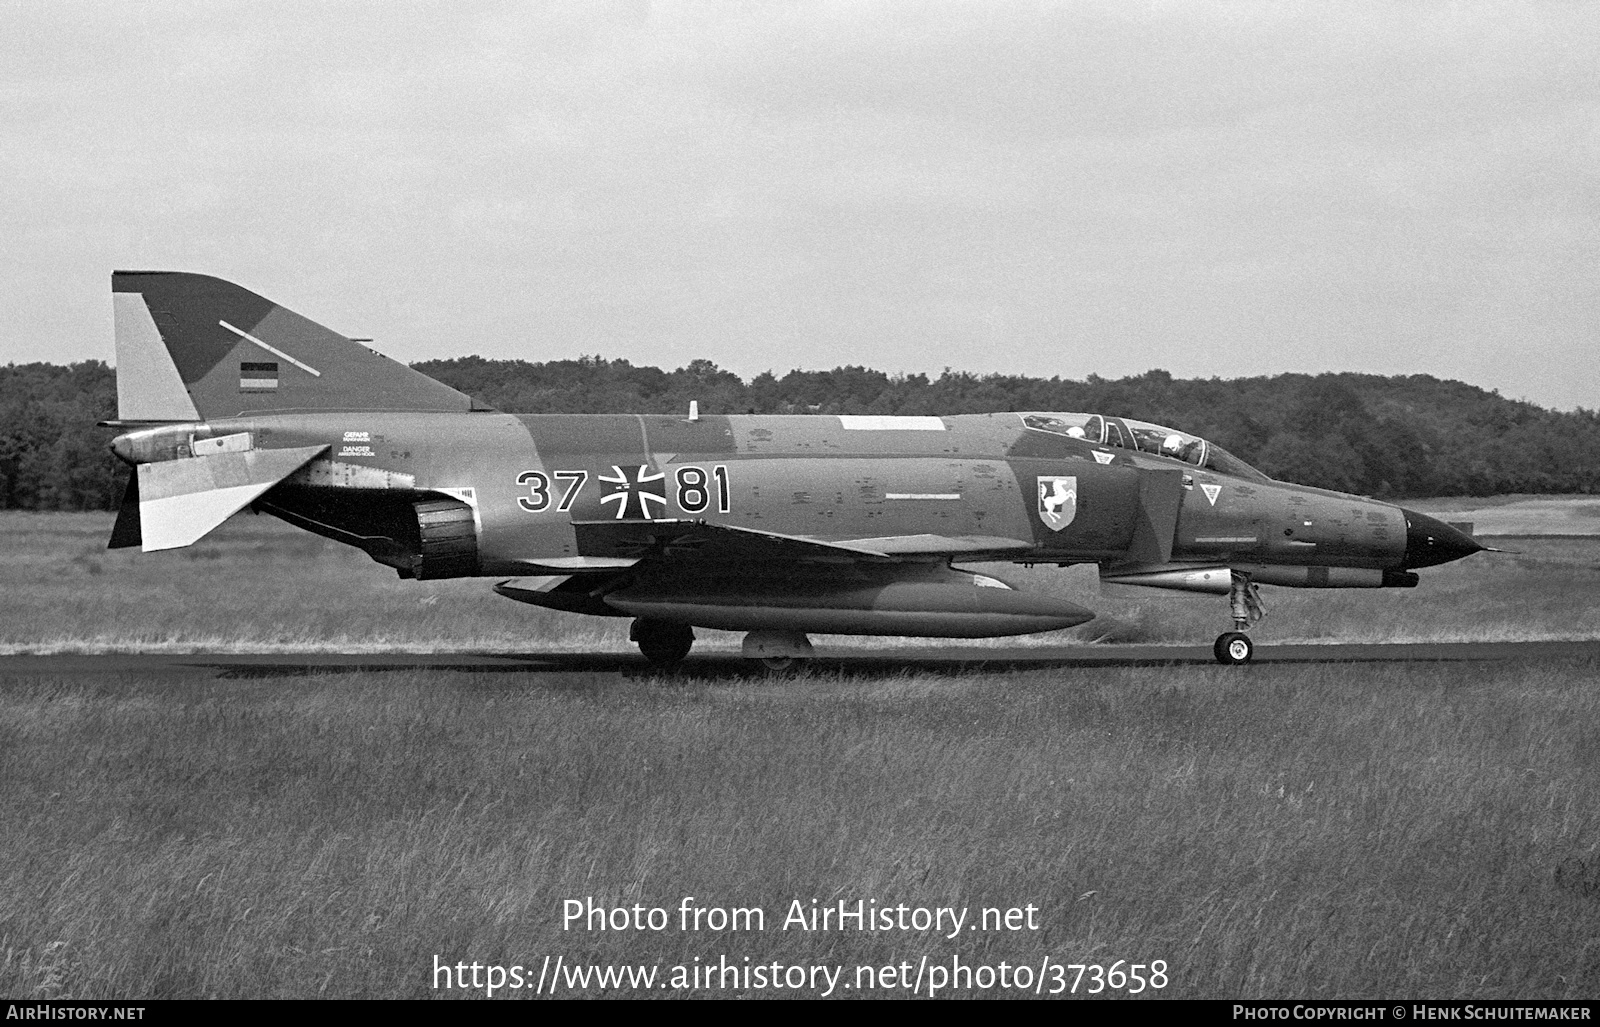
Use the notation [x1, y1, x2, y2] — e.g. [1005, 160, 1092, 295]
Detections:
[2, 508, 1599, 999]
[2, 660, 1598, 999]
[1408, 495, 1600, 537]
[3, 509, 1598, 653]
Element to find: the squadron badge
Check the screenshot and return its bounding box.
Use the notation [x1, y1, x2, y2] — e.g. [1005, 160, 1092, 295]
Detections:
[1036, 475, 1078, 531]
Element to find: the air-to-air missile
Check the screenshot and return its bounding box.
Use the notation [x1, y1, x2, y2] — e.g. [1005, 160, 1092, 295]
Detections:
[104, 272, 1485, 668]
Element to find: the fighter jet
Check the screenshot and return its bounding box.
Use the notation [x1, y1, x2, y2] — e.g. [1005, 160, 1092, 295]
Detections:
[104, 272, 1485, 668]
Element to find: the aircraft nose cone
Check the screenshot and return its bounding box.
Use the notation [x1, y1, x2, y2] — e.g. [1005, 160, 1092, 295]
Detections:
[1400, 509, 1485, 569]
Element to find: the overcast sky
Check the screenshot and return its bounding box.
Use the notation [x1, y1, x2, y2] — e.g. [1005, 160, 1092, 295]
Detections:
[3, 1, 1596, 409]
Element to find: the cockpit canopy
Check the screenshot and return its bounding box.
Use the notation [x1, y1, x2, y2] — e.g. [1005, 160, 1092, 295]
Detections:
[1021, 412, 1270, 482]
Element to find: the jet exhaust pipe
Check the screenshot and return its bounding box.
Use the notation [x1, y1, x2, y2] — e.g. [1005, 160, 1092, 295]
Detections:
[410, 498, 479, 579]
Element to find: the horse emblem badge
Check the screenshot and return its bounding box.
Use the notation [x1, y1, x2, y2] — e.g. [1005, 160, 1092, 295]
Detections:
[1037, 475, 1077, 532]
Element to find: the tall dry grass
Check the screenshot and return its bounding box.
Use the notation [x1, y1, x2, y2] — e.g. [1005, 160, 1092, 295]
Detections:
[3, 512, 1598, 653]
[983, 537, 1600, 645]
[1, 659, 1597, 998]
[0, 512, 624, 654]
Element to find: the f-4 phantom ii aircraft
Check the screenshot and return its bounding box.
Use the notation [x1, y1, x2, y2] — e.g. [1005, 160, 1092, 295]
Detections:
[104, 272, 1485, 667]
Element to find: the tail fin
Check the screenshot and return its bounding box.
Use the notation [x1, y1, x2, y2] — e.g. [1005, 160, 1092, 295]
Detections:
[112, 271, 476, 421]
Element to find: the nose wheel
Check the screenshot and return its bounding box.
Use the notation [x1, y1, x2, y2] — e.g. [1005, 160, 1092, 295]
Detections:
[1213, 631, 1254, 665]
[1215, 571, 1264, 665]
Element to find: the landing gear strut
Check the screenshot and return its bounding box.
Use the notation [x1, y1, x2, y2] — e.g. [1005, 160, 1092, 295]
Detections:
[631, 618, 694, 667]
[1214, 571, 1265, 666]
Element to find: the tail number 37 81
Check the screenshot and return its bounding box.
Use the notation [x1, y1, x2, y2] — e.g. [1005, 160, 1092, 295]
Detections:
[516, 465, 730, 514]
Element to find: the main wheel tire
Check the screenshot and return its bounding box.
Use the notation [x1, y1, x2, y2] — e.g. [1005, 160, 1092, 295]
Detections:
[634, 620, 694, 667]
[758, 656, 809, 674]
[1213, 631, 1254, 666]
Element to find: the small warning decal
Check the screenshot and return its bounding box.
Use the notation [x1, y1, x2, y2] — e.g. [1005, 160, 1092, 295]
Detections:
[1200, 483, 1222, 506]
[1092, 451, 1115, 465]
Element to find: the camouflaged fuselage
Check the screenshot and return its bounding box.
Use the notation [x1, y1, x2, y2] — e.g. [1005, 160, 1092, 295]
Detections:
[180, 409, 1415, 577]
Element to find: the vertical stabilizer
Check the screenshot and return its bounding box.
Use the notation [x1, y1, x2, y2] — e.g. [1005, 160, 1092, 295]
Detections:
[111, 271, 477, 420]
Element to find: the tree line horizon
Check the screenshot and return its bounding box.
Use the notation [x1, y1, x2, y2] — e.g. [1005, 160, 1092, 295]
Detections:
[4, 355, 1597, 512]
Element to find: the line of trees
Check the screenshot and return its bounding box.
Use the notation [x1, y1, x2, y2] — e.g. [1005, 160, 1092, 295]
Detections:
[0, 362, 123, 511]
[5, 357, 1598, 511]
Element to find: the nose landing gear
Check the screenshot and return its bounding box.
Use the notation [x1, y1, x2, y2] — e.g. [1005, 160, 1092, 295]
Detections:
[1214, 571, 1265, 665]
[1214, 631, 1254, 665]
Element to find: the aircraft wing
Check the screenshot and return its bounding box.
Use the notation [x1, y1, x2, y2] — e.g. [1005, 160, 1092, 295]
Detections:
[566, 520, 1031, 566]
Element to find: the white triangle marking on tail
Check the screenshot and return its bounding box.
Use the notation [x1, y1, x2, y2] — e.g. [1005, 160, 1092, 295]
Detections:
[113, 293, 200, 421]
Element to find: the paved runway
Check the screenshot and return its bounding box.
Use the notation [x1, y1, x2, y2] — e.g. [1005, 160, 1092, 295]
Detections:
[1, 640, 1595, 678]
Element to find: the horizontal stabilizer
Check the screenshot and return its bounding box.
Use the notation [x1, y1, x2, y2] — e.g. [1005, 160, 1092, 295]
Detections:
[137, 445, 328, 551]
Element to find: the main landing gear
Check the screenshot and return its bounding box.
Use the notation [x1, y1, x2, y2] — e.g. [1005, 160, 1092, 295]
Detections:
[742, 630, 815, 673]
[1214, 571, 1266, 666]
[630, 619, 695, 668]
[629, 621, 815, 673]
